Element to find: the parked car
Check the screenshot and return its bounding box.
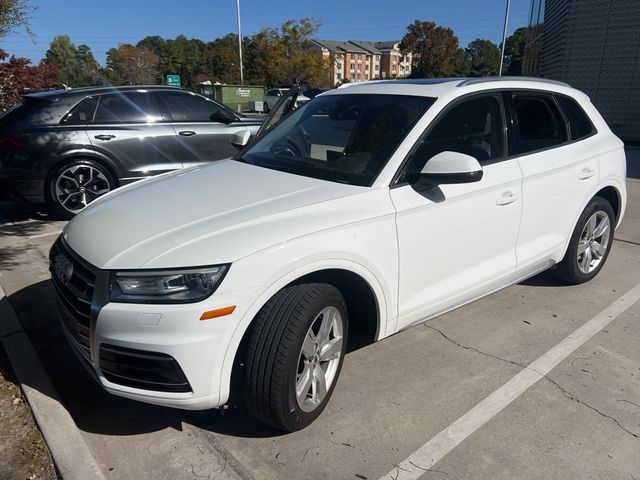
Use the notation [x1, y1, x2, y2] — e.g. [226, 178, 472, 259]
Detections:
[50, 78, 626, 432]
[264, 87, 309, 111]
[0, 85, 263, 217]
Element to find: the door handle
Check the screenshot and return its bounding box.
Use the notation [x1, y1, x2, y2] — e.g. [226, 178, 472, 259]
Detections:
[496, 191, 519, 206]
[179, 131, 196, 136]
[577, 167, 595, 180]
[94, 134, 115, 141]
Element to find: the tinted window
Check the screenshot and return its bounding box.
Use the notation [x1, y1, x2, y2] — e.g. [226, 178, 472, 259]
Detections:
[157, 91, 231, 122]
[62, 96, 98, 125]
[512, 93, 567, 155]
[556, 95, 595, 140]
[241, 94, 435, 186]
[405, 94, 505, 177]
[0, 97, 45, 127]
[93, 92, 162, 124]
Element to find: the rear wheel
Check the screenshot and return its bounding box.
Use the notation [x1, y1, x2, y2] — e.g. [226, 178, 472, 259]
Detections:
[47, 159, 116, 218]
[554, 196, 615, 284]
[244, 283, 348, 432]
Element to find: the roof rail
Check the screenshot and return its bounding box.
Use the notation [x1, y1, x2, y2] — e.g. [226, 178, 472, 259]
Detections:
[456, 76, 571, 88]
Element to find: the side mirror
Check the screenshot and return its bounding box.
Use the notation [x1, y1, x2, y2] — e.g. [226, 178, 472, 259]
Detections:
[211, 108, 238, 124]
[417, 151, 483, 185]
[231, 129, 252, 149]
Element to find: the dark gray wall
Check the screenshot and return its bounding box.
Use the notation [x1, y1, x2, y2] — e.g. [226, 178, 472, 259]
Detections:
[540, 0, 640, 144]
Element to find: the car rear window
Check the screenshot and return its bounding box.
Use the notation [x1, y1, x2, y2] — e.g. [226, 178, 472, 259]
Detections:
[556, 95, 595, 141]
[0, 97, 46, 127]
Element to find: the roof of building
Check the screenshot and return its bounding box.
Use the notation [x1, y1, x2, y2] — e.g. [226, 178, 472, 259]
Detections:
[374, 40, 401, 51]
[348, 40, 382, 55]
[312, 39, 369, 54]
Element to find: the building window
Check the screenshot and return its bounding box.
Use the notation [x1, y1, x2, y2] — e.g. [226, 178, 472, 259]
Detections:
[337, 72, 342, 80]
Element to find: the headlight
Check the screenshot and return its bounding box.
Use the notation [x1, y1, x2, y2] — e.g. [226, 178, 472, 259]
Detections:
[110, 265, 229, 304]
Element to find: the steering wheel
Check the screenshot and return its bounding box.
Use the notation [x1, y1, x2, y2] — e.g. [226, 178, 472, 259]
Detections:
[270, 138, 302, 160]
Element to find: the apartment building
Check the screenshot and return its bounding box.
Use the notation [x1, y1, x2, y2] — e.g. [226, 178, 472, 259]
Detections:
[374, 41, 413, 79]
[312, 39, 412, 86]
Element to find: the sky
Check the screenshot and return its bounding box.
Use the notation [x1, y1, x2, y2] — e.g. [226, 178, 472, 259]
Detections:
[0, 0, 533, 65]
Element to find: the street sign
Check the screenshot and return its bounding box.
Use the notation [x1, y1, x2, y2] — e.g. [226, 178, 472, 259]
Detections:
[166, 74, 181, 87]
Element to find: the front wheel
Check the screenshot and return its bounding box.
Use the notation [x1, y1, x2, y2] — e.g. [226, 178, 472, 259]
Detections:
[47, 159, 116, 218]
[554, 196, 615, 284]
[244, 283, 348, 432]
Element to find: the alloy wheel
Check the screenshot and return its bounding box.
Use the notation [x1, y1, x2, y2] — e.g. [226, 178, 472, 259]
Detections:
[55, 164, 111, 214]
[295, 306, 344, 412]
[577, 211, 610, 274]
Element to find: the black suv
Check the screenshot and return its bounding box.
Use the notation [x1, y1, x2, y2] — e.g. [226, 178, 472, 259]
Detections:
[0, 85, 262, 217]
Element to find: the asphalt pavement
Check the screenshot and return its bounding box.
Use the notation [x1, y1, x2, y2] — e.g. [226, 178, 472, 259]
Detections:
[0, 150, 638, 480]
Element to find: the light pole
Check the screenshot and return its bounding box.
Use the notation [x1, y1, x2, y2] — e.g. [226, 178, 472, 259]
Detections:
[236, 0, 244, 85]
[498, 0, 511, 76]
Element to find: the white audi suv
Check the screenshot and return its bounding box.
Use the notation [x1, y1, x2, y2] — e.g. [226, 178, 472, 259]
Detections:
[50, 77, 627, 431]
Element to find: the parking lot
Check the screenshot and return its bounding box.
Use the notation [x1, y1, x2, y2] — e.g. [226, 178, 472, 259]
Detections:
[1, 151, 639, 480]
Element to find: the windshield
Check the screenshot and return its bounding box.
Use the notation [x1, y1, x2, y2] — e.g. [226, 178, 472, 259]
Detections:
[239, 94, 435, 186]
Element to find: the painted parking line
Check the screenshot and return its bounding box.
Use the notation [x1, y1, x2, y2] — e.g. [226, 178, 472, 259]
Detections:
[381, 281, 640, 480]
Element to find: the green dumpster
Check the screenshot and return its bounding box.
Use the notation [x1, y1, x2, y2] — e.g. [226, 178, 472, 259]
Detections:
[196, 84, 265, 112]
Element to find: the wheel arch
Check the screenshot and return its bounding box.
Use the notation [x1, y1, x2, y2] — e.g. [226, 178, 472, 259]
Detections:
[44, 149, 122, 201]
[220, 260, 389, 406]
[559, 180, 625, 262]
[594, 185, 622, 225]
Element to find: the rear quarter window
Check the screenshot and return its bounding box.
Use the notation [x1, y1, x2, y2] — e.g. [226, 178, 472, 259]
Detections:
[61, 96, 98, 125]
[556, 95, 596, 140]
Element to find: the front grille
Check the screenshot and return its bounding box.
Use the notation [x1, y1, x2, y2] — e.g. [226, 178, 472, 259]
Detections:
[99, 344, 192, 393]
[50, 238, 97, 361]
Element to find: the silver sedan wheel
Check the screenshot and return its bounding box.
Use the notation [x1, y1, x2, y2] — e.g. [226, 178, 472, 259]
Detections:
[55, 164, 111, 214]
[577, 211, 611, 274]
[296, 306, 344, 413]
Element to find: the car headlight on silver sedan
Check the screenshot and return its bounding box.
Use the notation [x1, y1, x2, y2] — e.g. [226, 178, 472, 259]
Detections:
[110, 265, 229, 304]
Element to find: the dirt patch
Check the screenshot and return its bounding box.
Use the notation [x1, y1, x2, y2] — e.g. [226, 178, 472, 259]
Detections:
[0, 341, 57, 480]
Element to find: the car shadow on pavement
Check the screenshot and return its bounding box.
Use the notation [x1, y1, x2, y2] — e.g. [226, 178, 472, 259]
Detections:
[8, 279, 295, 439]
[0, 201, 58, 224]
[519, 269, 571, 287]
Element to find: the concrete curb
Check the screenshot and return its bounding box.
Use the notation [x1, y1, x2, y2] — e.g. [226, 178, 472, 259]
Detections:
[0, 284, 105, 480]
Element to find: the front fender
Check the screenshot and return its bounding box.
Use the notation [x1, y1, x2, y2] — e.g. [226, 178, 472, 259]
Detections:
[215, 215, 399, 405]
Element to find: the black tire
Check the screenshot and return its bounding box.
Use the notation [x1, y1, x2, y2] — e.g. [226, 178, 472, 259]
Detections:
[244, 283, 348, 432]
[47, 159, 116, 219]
[553, 196, 615, 284]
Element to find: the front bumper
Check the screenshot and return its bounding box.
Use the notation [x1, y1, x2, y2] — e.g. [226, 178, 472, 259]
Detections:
[50, 237, 258, 410]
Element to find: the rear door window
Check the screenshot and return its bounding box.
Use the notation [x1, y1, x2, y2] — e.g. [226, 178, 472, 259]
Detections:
[93, 92, 163, 124]
[556, 95, 596, 140]
[511, 93, 568, 155]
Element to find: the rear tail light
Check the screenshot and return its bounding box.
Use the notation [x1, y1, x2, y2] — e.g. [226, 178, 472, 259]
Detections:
[0, 136, 24, 150]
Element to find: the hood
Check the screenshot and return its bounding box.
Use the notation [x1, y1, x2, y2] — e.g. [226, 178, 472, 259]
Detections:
[63, 160, 372, 269]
